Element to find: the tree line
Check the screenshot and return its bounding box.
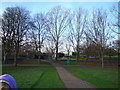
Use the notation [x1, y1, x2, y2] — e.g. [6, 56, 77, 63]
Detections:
[1, 5, 119, 67]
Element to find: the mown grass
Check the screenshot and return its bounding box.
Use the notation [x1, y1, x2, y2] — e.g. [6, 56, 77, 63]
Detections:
[18, 59, 51, 65]
[2, 67, 64, 88]
[5, 59, 51, 64]
[87, 55, 119, 58]
[65, 67, 118, 88]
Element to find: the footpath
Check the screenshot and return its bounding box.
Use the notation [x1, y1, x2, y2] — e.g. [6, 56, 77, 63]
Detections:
[51, 62, 97, 88]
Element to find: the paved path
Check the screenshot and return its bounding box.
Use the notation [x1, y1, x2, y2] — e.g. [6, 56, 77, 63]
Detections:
[52, 63, 97, 88]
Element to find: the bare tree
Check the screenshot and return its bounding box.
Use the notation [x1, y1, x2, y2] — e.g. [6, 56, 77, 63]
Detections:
[112, 40, 120, 53]
[29, 28, 38, 53]
[47, 6, 70, 60]
[110, 5, 120, 34]
[82, 36, 92, 61]
[2, 6, 30, 66]
[65, 36, 71, 56]
[69, 8, 87, 61]
[45, 40, 55, 60]
[30, 13, 47, 64]
[85, 9, 111, 68]
[2, 18, 14, 63]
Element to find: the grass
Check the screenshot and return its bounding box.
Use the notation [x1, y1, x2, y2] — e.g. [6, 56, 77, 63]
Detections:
[87, 56, 119, 58]
[5, 59, 51, 64]
[18, 59, 51, 65]
[2, 67, 64, 88]
[65, 67, 118, 88]
[54, 60, 118, 66]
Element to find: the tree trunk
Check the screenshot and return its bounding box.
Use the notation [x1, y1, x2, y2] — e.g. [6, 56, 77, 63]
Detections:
[14, 54, 17, 67]
[38, 50, 41, 64]
[101, 57, 104, 69]
[14, 48, 18, 67]
[51, 54, 53, 60]
[101, 47, 104, 69]
[76, 53, 79, 62]
[55, 49, 58, 61]
[38, 56, 41, 64]
[85, 53, 88, 62]
[76, 46, 79, 62]
[55, 43, 58, 61]
[3, 53, 7, 64]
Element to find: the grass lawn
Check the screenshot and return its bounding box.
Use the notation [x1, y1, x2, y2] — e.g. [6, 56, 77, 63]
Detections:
[54, 60, 118, 66]
[2, 67, 64, 88]
[65, 67, 118, 88]
[5, 59, 51, 65]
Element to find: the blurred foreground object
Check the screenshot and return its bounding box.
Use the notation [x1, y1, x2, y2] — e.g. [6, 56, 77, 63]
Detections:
[0, 74, 17, 90]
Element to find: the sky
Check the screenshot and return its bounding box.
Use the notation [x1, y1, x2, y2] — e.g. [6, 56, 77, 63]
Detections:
[1, 2, 118, 16]
[0, 1, 119, 53]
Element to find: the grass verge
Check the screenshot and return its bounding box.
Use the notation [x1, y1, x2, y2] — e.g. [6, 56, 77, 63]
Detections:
[64, 67, 118, 88]
[2, 67, 64, 88]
